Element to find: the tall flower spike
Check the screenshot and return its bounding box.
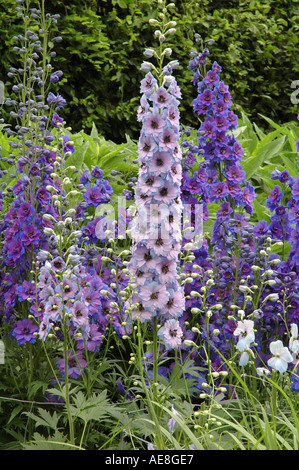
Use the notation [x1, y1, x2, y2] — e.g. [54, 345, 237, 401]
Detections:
[127, 1, 185, 324]
[287, 114, 299, 273]
[187, 38, 256, 251]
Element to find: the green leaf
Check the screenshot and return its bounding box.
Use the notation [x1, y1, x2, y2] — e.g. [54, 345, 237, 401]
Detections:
[280, 151, 298, 176]
[22, 431, 75, 450]
[252, 199, 270, 224]
[7, 404, 24, 426]
[23, 408, 62, 431]
[65, 141, 90, 170]
[243, 134, 286, 180]
[258, 113, 282, 130]
[68, 390, 114, 423]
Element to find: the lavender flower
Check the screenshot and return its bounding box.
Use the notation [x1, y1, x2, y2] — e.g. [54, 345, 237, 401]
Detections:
[127, 25, 185, 324]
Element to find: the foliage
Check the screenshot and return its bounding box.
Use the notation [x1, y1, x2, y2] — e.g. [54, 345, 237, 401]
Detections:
[0, 0, 298, 141]
[1, 0, 299, 453]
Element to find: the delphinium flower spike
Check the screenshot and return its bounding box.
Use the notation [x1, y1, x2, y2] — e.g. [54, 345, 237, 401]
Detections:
[187, 36, 256, 251]
[127, 1, 185, 333]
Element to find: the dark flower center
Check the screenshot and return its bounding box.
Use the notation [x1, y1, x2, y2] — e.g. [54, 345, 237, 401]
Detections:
[156, 238, 163, 246]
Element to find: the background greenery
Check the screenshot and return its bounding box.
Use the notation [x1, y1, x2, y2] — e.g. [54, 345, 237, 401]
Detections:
[0, 0, 298, 142]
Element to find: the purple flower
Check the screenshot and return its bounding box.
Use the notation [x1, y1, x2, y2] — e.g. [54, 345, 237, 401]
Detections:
[52, 112, 64, 127]
[76, 323, 103, 352]
[18, 202, 34, 221]
[149, 151, 172, 174]
[7, 240, 24, 262]
[47, 92, 66, 108]
[71, 300, 89, 329]
[91, 165, 103, 179]
[17, 280, 36, 301]
[38, 318, 51, 341]
[36, 187, 51, 204]
[278, 170, 290, 184]
[50, 70, 63, 83]
[80, 169, 91, 186]
[12, 319, 38, 345]
[217, 202, 232, 221]
[153, 87, 171, 108]
[45, 296, 63, 322]
[144, 112, 165, 136]
[210, 181, 228, 201]
[266, 185, 284, 212]
[21, 224, 40, 246]
[292, 178, 299, 199]
[254, 220, 268, 238]
[128, 46, 184, 325]
[139, 282, 169, 310]
[269, 217, 283, 239]
[140, 72, 157, 96]
[205, 69, 219, 86]
[200, 89, 214, 105]
[57, 351, 87, 379]
[63, 135, 75, 154]
[55, 278, 77, 300]
[226, 164, 245, 183]
[83, 186, 104, 206]
[158, 319, 183, 350]
[29, 163, 40, 177]
[51, 256, 65, 271]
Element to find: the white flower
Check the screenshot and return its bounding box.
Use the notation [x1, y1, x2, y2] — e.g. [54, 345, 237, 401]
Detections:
[256, 367, 271, 377]
[239, 346, 254, 366]
[264, 293, 279, 302]
[267, 340, 293, 373]
[233, 319, 255, 352]
[289, 323, 299, 351]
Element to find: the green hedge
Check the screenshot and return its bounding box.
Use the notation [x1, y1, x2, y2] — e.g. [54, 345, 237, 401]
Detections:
[0, 0, 298, 142]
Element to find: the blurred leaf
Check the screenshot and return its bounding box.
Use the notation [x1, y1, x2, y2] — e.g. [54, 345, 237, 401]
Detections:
[243, 134, 286, 180]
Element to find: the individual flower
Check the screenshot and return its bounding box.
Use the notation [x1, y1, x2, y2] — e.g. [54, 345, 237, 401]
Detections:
[52, 112, 64, 127]
[267, 340, 293, 373]
[153, 87, 171, 108]
[57, 351, 87, 379]
[266, 185, 284, 212]
[12, 319, 38, 345]
[76, 323, 103, 352]
[47, 91, 66, 108]
[158, 319, 183, 350]
[143, 112, 165, 136]
[140, 72, 157, 96]
[45, 295, 63, 322]
[71, 300, 89, 329]
[233, 319, 255, 352]
[139, 282, 169, 310]
[239, 346, 254, 367]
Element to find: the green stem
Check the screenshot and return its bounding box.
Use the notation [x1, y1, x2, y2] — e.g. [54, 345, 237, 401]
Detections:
[152, 316, 159, 404]
[136, 317, 164, 450]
